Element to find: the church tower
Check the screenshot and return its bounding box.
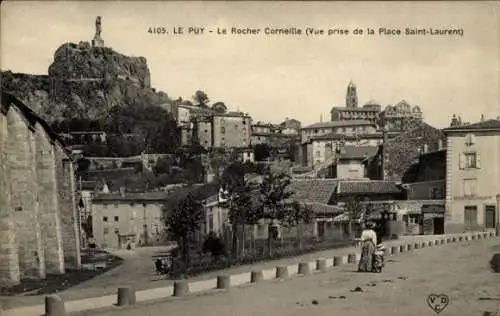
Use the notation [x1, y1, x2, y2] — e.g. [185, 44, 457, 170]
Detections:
[346, 81, 358, 108]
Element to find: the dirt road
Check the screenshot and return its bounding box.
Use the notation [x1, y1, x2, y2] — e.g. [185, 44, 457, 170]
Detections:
[84, 238, 500, 316]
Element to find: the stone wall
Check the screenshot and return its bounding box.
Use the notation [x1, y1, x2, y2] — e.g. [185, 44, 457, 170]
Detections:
[55, 146, 81, 269]
[0, 111, 20, 285]
[36, 126, 65, 274]
[0, 93, 81, 286]
[7, 108, 45, 279]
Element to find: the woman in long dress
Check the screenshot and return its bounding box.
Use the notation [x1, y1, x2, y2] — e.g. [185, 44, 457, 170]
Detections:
[358, 222, 377, 272]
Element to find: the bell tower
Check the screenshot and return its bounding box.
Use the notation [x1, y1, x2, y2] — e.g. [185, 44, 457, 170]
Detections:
[346, 81, 358, 108]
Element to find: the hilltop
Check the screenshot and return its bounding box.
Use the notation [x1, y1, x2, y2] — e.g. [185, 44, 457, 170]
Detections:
[1, 41, 171, 125]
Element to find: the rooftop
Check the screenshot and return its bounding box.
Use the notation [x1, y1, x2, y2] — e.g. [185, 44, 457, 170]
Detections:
[92, 191, 170, 202]
[290, 179, 338, 204]
[311, 132, 383, 141]
[302, 120, 375, 130]
[442, 119, 500, 133]
[337, 145, 378, 160]
[330, 106, 381, 112]
[336, 180, 402, 195]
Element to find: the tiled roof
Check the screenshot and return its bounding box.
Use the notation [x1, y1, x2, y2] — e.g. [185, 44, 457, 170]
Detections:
[311, 133, 383, 141]
[304, 202, 344, 215]
[92, 191, 170, 202]
[330, 106, 380, 112]
[302, 120, 374, 130]
[338, 146, 378, 160]
[337, 180, 402, 194]
[290, 179, 338, 204]
[442, 119, 500, 132]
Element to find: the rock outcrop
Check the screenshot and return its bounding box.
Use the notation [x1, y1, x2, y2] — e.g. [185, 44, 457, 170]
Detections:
[1, 41, 170, 125]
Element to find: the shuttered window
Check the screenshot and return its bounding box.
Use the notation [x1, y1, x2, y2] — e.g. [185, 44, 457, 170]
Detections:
[459, 152, 480, 169]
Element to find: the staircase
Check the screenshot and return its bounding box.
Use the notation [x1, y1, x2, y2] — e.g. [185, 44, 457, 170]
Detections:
[291, 155, 338, 179]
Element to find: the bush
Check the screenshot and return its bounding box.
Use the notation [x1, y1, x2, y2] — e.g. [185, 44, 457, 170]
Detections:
[168, 237, 351, 278]
[202, 232, 226, 259]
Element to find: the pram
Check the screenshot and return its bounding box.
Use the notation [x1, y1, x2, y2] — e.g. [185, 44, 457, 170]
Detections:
[373, 243, 385, 273]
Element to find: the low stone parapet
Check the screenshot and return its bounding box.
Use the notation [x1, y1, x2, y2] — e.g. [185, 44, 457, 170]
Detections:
[3, 231, 497, 316]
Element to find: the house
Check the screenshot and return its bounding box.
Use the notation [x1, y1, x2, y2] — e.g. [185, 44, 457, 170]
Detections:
[331, 145, 379, 179]
[400, 148, 447, 235]
[442, 117, 500, 233]
[300, 120, 378, 167]
[0, 92, 81, 285]
[364, 122, 446, 181]
[90, 191, 170, 249]
[196, 112, 253, 149]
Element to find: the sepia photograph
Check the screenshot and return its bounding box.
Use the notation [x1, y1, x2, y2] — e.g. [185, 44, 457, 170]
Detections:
[0, 1, 499, 315]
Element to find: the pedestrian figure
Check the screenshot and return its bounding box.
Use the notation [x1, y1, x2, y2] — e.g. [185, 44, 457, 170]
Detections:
[358, 221, 377, 272]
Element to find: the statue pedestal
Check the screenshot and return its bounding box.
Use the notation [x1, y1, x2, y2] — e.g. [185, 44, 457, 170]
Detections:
[92, 35, 104, 48]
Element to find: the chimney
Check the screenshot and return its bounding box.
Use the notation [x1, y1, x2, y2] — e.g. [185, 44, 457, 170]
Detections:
[480, 114, 485, 122]
[438, 139, 443, 150]
[423, 144, 428, 153]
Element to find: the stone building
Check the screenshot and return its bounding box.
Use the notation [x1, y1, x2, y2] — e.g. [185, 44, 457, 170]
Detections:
[442, 118, 500, 233]
[196, 112, 252, 149]
[330, 81, 382, 124]
[0, 92, 81, 286]
[330, 82, 424, 131]
[90, 192, 169, 249]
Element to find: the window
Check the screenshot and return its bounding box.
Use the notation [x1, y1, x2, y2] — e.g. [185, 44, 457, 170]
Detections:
[459, 152, 481, 169]
[429, 187, 442, 199]
[129, 203, 135, 207]
[314, 129, 318, 134]
[103, 216, 108, 222]
[315, 151, 321, 157]
[103, 227, 109, 234]
[220, 127, 226, 134]
[463, 179, 477, 197]
[114, 228, 119, 234]
[114, 216, 119, 222]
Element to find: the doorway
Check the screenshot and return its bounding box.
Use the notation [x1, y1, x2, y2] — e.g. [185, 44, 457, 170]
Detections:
[485, 205, 496, 229]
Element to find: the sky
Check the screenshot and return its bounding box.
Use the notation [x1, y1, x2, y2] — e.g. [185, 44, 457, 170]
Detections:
[1, 1, 499, 128]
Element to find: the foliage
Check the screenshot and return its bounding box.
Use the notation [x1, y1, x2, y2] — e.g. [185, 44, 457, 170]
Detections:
[211, 102, 227, 113]
[344, 197, 364, 237]
[259, 166, 294, 220]
[253, 143, 271, 161]
[153, 156, 173, 175]
[280, 201, 314, 227]
[202, 232, 226, 259]
[192, 90, 210, 107]
[165, 192, 204, 264]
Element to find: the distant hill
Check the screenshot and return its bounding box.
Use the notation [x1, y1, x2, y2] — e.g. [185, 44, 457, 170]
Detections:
[1, 41, 172, 125]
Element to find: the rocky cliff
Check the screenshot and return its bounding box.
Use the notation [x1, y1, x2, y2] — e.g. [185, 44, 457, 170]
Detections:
[1, 41, 171, 125]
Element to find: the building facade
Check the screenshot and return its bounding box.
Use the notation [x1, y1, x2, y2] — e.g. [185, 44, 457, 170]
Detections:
[90, 192, 169, 249]
[442, 119, 500, 233]
[0, 92, 81, 286]
[212, 112, 252, 148]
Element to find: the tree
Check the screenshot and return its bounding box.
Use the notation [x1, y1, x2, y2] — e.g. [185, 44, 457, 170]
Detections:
[165, 192, 204, 266]
[344, 197, 364, 238]
[254, 143, 271, 161]
[192, 90, 210, 108]
[211, 102, 227, 114]
[259, 166, 294, 255]
[280, 201, 314, 249]
[153, 156, 173, 175]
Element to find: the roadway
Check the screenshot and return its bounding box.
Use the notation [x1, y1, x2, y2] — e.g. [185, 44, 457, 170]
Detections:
[80, 237, 500, 316]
